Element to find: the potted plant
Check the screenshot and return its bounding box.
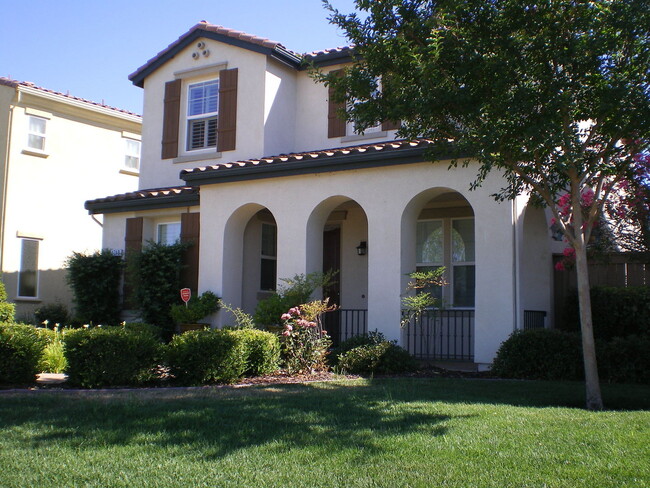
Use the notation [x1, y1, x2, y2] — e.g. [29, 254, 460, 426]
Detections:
[170, 291, 221, 333]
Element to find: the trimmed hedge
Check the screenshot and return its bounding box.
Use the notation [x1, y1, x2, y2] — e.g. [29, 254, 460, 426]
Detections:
[337, 341, 418, 375]
[0, 281, 15, 323]
[166, 329, 247, 385]
[330, 332, 386, 367]
[0, 323, 48, 384]
[231, 328, 281, 377]
[598, 334, 650, 384]
[63, 327, 161, 388]
[491, 329, 584, 381]
[561, 286, 650, 340]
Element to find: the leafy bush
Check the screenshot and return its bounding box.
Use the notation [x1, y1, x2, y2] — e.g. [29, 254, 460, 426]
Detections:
[280, 301, 332, 374]
[491, 329, 584, 381]
[38, 328, 67, 374]
[254, 272, 336, 327]
[165, 329, 247, 385]
[329, 331, 386, 366]
[0, 323, 47, 384]
[122, 322, 164, 341]
[34, 302, 70, 327]
[232, 328, 280, 376]
[128, 241, 187, 338]
[561, 286, 650, 340]
[598, 335, 650, 384]
[0, 281, 15, 323]
[170, 291, 221, 324]
[337, 341, 418, 375]
[66, 250, 123, 325]
[63, 327, 161, 388]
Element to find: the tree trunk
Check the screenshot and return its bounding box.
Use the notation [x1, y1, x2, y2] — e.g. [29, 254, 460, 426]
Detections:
[574, 243, 604, 410]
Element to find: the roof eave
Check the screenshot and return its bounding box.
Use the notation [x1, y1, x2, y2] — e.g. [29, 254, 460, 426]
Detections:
[85, 193, 200, 215]
[181, 145, 434, 186]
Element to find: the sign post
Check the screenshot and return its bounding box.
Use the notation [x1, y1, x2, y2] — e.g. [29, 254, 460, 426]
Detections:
[180, 288, 191, 308]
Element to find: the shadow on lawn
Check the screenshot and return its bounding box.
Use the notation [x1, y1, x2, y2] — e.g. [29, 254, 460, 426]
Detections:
[0, 382, 473, 460]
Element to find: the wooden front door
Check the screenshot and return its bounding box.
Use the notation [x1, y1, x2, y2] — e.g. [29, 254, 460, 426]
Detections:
[323, 228, 341, 344]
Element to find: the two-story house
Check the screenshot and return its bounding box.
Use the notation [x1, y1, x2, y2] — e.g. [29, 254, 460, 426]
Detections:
[86, 22, 561, 369]
[0, 77, 141, 320]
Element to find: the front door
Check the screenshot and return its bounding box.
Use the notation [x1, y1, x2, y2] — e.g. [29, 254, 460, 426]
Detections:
[322, 227, 341, 344]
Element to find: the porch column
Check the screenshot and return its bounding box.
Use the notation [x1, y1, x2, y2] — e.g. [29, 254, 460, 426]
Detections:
[365, 207, 403, 343]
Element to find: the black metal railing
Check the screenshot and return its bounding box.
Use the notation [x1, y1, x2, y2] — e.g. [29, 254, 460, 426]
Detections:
[323, 309, 368, 346]
[523, 310, 547, 330]
[402, 309, 475, 361]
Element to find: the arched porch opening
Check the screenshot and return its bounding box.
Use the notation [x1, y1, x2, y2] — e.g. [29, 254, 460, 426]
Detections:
[222, 204, 278, 317]
[401, 188, 476, 361]
[306, 196, 368, 344]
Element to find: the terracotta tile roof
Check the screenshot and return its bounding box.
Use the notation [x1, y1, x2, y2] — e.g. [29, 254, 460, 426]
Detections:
[181, 139, 433, 178]
[85, 186, 199, 213]
[0, 77, 141, 117]
[303, 45, 354, 59]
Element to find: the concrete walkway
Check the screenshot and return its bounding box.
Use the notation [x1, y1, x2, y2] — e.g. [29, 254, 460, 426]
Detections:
[36, 373, 68, 385]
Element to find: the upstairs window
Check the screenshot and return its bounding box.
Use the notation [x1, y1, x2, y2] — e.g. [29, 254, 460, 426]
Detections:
[27, 116, 47, 151]
[187, 80, 219, 151]
[124, 138, 141, 171]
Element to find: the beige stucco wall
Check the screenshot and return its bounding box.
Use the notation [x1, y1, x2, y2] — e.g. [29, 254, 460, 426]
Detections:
[0, 87, 141, 319]
[195, 159, 516, 365]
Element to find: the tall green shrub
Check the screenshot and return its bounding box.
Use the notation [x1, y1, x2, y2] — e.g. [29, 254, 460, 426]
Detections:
[66, 250, 123, 325]
[0, 281, 16, 323]
[232, 328, 281, 376]
[0, 323, 47, 384]
[561, 286, 650, 340]
[129, 241, 186, 337]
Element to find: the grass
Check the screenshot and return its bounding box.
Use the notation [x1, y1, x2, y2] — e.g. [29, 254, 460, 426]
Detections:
[0, 377, 648, 488]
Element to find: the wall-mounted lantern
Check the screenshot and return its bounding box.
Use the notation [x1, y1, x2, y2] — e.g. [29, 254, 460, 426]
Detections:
[356, 241, 367, 256]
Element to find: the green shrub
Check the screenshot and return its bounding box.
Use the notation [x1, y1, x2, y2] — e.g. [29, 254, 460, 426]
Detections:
[34, 302, 70, 327]
[165, 329, 246, 385]
[122, 322, 164, 340]
[337, 341, 418, 375]
[561, 286, 650, 340]
[254, 293, 294, 327]
[0, 323, 47, 384]
[66, 250, 123, 325]
[63, 327, 161, 388]
[330, 331, 386, 366]
[491, 329, 583, 381]
[598, 334, 650, 384]
[0, 281, 15, 323]
[170, 291, 221, 324]
[232, 328, 280, 376]
[39, 335, 67, 374]
[128, 241, 187, 338]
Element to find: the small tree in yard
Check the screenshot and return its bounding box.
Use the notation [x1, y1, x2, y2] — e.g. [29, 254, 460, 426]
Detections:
[318, 0, 650, 409]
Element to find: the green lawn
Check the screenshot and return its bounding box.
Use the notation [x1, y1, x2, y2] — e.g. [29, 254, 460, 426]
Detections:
[0, 378, 648, 488]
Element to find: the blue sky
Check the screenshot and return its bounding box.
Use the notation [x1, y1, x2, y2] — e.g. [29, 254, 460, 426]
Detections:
[0, 0, 358, 114]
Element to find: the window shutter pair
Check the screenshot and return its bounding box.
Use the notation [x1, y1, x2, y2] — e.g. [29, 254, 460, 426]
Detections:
[161, 68, 238, 159]
[327, 69, 401, 138]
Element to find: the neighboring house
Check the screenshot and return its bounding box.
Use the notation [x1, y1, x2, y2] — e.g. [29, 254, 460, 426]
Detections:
[0, 77, 142, 320]
[85, 22, 565, 369]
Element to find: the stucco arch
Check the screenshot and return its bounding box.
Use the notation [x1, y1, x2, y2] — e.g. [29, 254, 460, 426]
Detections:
[222, 202, 277, 314]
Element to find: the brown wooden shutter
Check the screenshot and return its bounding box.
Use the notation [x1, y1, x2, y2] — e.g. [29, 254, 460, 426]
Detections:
[161, 79, 182, 159]
[123, 217, 144, 308]
[382, 120, 400, 131]
[328, 70, 346, 138]
[217, 68, 238, 152]
[180, 212, 200, 294]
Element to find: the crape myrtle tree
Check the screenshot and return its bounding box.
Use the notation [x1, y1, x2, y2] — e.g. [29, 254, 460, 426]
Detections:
[316, 0, 650, 410]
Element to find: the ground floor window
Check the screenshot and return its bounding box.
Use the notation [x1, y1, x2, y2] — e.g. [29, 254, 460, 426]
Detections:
[157, 222, 181, 245]
[416, 218, 475, 307]
[18, 238, 40, 298]
[260, 223, 277, 291]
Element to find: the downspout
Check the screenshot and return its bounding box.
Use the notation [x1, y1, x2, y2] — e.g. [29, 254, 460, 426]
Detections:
[512, 197, 519, 331]
[90, 214, 103, 227]
[0, 97, 16, 275]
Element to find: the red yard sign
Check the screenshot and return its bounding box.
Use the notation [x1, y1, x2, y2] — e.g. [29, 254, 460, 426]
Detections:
[180, 288, 191, 304]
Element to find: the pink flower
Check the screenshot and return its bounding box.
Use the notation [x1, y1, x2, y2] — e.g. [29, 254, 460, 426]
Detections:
[563, 247, 576, 258]
[555, 261, 565, 272]
[281, 313, 292, 321]
[282, 330, 290, 337]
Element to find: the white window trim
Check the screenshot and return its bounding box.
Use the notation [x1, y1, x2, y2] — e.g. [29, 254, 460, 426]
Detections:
[184, 78, 219, 153]
[416, 217, 475, 309]
[123, 137, 141, 173]
[17, 237, 41, 300]
[25, 115, 48, 155]
[156, 221, 181, 245]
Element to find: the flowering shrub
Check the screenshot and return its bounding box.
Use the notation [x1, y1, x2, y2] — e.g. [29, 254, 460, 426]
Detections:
[280, 300, 333, 374]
